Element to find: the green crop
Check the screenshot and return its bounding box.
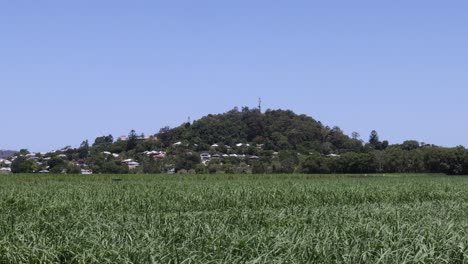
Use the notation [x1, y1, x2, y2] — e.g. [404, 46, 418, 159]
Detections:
[0, 173, 467, 263]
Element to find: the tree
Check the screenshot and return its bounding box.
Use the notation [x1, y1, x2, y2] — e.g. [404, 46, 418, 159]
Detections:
[143, 158, 162, 174]
[48, 157, 67, 173]
[369, 130, 380, 148]
[93, 135, 114, 147]
[78, 140, 89, 159]
[11, 157, 36, 173]
[126, 130, 138, 151]
[368, 131, 388, 150]
[401, 140, 420, 151]
[300, 155, 329, 174]
[19, 149, 30, 155]
[157, 126, 173, 148]
[252, 162, 266, 174]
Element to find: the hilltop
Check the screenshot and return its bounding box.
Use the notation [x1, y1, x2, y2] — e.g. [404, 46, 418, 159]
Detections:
[3, 107, 468, 175]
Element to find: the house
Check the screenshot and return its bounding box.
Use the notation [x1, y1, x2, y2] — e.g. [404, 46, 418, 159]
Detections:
[153, 153, 166, 159]
[327, 154, 341, 158]
[212, 154, 221, 159]
[173, 141, 182, 146]
[0, 159, 11, 166]
[0, 167, 11, 174]
[58, 154, 67, 158]
[200, 153, 211, 162]
[250, 156, 260, 160]
[102, 151, 112, 155]
[127, 161, 140, 170]
[112, 153, 119, 158]
[39, 170, 49, 174]
[119, 136, 128, 141]
[229, 154, 238, 158]
[236, 143, 244, 147]
[81, 169, 93, 175]
[211, 144, 219, 148]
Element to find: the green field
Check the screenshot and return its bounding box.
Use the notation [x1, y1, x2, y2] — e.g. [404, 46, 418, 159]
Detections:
[1, 174, 468, 263]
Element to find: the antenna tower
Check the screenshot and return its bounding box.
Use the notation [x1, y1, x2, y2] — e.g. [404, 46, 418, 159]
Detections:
[258, 97, 262, 113]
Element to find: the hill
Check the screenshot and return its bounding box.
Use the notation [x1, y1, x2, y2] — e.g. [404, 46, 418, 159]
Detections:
[7, 107, 468, 175]
[158, 107, 363, 154]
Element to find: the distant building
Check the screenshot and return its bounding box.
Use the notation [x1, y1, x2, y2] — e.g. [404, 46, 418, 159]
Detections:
[153, 153, 166, 159]
[81, 169, 93, 175]
[200, 153, 211, 162]
[127, 161, 140, 170]
[0, 167, 11, 174]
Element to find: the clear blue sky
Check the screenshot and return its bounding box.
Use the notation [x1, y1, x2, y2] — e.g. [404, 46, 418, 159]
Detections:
[1, 0, 467, 152]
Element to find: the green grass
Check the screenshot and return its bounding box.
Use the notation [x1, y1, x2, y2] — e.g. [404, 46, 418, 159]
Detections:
[1, 173, 468, 263]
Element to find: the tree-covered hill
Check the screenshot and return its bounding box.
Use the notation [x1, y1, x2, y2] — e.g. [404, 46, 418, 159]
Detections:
[6, 107, 468, 175]
[158, 107, 363, 154]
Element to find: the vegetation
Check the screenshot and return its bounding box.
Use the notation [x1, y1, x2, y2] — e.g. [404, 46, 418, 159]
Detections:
[1, 173, 468, 263]
[5, 107, 468, 175]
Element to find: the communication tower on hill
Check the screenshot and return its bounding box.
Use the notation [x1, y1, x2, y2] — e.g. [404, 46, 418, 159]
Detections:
[258, 97, 262, 113]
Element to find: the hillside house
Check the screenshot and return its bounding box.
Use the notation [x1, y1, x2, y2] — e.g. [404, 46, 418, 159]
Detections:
[81, 169, 93, 175]
[0, 167, 11, 174]
[153, 153, 166, 159]
[200, 153, 211, 162]
[127, 162, 140, 170]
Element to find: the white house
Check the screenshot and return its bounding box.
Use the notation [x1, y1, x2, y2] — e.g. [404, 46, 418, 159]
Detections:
[81, 169, 93, 175]
[200, 153, 211, 162]
[0, 167, 11, 174]
[127, 161, 140, 170]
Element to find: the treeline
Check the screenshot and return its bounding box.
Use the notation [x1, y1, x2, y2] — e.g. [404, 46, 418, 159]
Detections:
[297, 146, 468, 175]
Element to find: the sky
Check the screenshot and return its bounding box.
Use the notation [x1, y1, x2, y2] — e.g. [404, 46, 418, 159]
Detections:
[1, 0, 467, 152]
